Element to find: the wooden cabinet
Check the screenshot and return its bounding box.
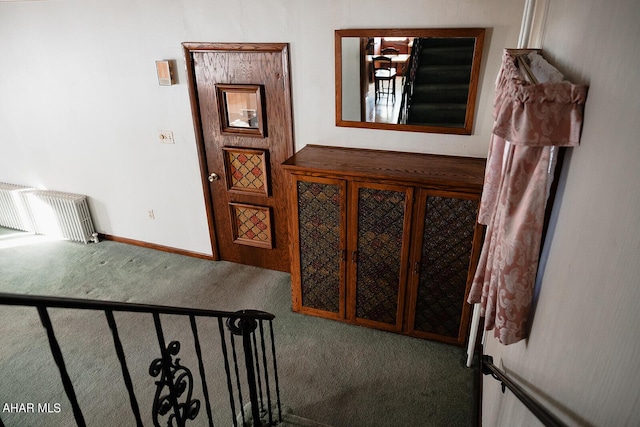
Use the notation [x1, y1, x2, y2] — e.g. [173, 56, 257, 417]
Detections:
[283, 145, 485, 345]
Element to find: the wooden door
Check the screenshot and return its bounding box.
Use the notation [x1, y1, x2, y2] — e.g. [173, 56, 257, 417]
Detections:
[405, 189, 482, 345]
[184, 43, 294, 272]
[346, 181, 414, 332]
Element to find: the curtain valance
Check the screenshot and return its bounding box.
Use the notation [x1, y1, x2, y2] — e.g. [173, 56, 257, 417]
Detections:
[492, 49, 587, 147]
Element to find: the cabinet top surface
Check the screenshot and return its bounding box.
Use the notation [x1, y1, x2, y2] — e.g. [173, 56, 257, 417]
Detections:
[282, 145, 486, 192]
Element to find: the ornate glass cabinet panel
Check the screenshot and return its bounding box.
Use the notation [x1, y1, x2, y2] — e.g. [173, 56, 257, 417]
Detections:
[405, 190, 483, 344]
[348, 182, 413, 332]
[292, 176, 346, 319]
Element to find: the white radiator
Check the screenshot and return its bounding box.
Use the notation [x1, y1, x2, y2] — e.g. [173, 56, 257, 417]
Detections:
[0, 183, 33, 232]
[0, 183, 96, 244]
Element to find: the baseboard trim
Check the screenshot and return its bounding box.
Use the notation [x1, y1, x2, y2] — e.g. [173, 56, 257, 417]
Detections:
[99, 234, 215, 261]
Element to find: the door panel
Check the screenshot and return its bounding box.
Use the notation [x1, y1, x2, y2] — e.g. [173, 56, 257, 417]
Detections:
[184, 43, 294, 272]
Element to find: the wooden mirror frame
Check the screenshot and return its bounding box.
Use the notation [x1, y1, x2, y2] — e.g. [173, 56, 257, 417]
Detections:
[335, 28, 485, 135]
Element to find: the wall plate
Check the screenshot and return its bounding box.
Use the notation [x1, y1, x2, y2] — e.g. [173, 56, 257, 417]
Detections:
[159, 131, 174, 144]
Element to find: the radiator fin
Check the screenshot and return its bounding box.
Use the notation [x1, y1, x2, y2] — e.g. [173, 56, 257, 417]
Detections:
[0, 183, 96, 244]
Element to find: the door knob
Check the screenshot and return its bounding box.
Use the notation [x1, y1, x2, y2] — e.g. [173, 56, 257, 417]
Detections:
[208, 172, 220, 182]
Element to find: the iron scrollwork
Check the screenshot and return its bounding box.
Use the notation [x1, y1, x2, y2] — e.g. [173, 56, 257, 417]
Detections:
[226, 314, 258, 336]
[149, 341, 200, 427]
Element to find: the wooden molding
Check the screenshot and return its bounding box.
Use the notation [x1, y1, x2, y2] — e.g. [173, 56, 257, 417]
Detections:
[99, 234, 215, 261]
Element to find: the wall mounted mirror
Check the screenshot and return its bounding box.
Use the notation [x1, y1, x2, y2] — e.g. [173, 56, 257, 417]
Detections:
[335, 28, 485, 135]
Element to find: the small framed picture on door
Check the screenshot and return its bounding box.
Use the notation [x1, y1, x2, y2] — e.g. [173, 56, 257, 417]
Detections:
[228, 203, 273, 249]
[215, 84, 267, 137]
[222, 147, 270, 197]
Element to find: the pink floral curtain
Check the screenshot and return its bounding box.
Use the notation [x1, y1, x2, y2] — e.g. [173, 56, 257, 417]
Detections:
[467, 49, 588, 344]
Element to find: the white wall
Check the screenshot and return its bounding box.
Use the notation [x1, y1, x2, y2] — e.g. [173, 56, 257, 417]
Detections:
[341, 37, 361, 122]
[0, 0, 524, 254]
[481, 0, 640, 425]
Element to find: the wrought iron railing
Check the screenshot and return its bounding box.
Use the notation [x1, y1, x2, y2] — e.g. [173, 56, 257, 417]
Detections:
[0, 292, 282, 427]
[482, 355, 567, 427]
[398, 37, 422, 124]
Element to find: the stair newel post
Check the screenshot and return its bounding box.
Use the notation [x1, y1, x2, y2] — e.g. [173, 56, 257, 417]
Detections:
[242, 318, 262, 427]
[228, 311, 262, 427]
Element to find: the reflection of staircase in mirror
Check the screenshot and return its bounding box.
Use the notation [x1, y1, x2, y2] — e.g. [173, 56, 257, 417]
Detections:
[407, 38, 474, 127]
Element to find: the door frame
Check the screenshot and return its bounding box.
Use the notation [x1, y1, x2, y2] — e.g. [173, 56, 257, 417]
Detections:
[182, 42, 294, 261]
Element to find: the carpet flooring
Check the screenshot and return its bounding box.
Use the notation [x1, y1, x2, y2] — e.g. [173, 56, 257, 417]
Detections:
[0, 228, 478, 427]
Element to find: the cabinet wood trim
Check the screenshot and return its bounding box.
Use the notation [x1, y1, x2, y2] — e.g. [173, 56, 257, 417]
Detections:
[282, 144, 486, 193]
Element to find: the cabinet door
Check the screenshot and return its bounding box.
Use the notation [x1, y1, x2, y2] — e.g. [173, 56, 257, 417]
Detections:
[347, 182, 413, 332]
[406, 190, 482, 344]
[290, 175, 347, 320]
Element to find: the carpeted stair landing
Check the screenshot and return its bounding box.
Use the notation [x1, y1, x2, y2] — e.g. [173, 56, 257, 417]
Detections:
[0, 228, 479, 427]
